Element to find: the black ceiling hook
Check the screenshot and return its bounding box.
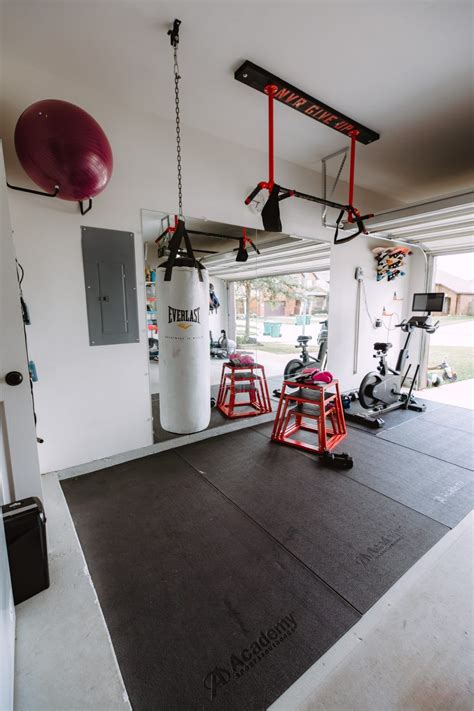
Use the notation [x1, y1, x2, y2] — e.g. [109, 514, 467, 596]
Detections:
[168, 18, 181, 47]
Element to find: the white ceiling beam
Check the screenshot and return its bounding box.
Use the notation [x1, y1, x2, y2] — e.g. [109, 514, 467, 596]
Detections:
[202, 236, 299, 266]
[401, 226, 474, 242]
[204, 244, 331, 270]
[385, 217, 474, 237]
[212, 262, 331, 280]
[202, 237, 328, 267]
[206, 250, 330, 275]
[424, 245, 474, 256]
[367, 191, 474, 231]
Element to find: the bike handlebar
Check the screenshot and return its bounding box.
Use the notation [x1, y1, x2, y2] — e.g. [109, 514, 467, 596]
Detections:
[394, 318, 440, 332]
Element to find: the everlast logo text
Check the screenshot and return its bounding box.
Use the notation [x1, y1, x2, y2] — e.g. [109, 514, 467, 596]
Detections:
[203, 613, 297, 700]
[168, 306, 201, 324]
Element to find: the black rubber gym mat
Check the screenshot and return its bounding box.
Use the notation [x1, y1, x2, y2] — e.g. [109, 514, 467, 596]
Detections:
[61, 451, 359, 711]
[345, 398, 443, 434]
[253, 421, 474, 528]
[335, 428, 473, 528]
[151, 393, 228, 443]
[151, 379, 277, 443]
[178, 429, 448, 613]
[377, 418, 474, 471]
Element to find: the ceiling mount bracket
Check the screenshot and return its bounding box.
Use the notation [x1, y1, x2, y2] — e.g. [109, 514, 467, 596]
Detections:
[235, 60, 380, 144]
[168, 18, 181, 48]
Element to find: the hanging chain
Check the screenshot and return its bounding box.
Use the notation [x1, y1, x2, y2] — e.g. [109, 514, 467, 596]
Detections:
[173, 41, 183, 218]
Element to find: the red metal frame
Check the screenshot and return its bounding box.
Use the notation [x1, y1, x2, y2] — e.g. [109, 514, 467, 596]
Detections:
[155, 214, 179, 243]
[244, 83, 373, 242]
[271, 379, 347, 454]
[217, 362, 272, 418]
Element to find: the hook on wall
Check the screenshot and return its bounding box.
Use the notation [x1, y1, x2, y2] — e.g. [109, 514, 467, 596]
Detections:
[79, 198, 93, 215]
[6, 181, 59, 198]
[6, 181, 94, 215]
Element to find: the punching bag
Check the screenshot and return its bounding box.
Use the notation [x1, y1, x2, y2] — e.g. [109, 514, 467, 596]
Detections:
[156, 221, 210, 434]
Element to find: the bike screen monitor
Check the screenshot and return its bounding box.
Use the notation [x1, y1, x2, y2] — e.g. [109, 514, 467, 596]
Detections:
[412, 292, 445, 313]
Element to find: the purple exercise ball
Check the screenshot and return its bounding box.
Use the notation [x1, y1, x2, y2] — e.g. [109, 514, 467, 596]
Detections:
[14, 99, 113, 201]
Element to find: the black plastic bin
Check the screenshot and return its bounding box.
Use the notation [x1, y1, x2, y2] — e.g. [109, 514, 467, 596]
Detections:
[2, 496, 49, 604]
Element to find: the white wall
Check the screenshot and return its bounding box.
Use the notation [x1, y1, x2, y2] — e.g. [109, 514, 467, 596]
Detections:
[406, 247, 430, 385]
[0, 145, 43, 500]
[327, 236, 426, 392]
[0, 56, 395, 473]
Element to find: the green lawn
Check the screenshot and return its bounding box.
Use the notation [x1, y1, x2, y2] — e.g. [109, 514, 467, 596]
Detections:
[428, 345, 474, 383]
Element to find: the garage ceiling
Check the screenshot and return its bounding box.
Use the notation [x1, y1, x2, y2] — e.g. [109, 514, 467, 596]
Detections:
[204, 236, 331, 281]
[141, 209, 331, 280]
[141, 210, 288, 252]
[2, 1, 473, 203]
[142, 188, 472, 282]
[367, 190, 474, 256]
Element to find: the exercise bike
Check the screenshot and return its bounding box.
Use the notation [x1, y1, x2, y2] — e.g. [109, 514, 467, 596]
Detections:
[346, 315, 439, 428]
[284, 319, 328, 379]
[148, 337, 159, 362]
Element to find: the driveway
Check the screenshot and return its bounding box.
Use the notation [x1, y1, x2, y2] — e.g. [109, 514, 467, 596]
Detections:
[431, 320, 474, 347]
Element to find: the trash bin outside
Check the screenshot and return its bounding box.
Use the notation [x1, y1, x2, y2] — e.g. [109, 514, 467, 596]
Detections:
[2, 497, 49, 605]
[263, 322, 282, 337]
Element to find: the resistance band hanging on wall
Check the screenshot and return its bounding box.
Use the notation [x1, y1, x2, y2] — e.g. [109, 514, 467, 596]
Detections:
[236, 61, 379, 244]
[155, 19, 211, 435]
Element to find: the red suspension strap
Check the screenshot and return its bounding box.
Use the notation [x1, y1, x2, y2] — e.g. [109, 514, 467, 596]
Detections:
[243, 87, 373, 242]
[266, 84, 277, 190]
[347, 130, 359, 222]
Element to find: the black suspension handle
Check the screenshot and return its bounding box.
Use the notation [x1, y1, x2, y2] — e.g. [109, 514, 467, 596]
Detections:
[333, 208, 373, 245]
[245, 183, 266, 205]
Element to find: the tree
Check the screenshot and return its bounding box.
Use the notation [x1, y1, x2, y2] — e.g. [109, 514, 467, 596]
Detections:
[234, 275, 304, 342]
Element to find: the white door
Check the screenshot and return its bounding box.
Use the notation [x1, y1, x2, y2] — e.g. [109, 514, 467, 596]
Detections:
[0, 141, 43, 710]
[0, 142, 42, 502]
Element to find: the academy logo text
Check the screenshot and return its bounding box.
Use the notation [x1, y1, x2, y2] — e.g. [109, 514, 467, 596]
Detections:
[203, 613, 297, 700]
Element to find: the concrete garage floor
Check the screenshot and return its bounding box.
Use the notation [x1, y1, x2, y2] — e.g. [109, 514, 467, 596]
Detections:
[15, 474, 473, 711]
[14, 473, 130, 711]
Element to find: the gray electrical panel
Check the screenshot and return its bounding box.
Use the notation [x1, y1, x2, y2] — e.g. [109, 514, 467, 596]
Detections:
[81, 226, 139, 346]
